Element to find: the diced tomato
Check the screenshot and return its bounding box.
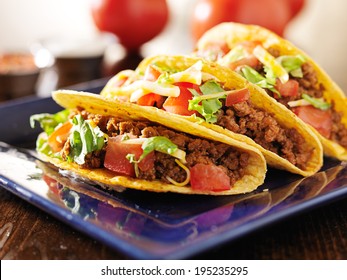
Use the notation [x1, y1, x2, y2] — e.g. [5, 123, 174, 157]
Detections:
[136, 65, 165, 107]
[47, 121, 73, 153]
[237, 41, 262, 52]
[225, 88, 250, 106]
[137, 93, 166, 108]
[209, 41, 230, 55]
[190, 163, 231, 192]
[163, 82, 201, 116]
[275, 79, 299, 98]
[228, 55, 260, 71]
[227, 41, 262, 70]
[198, 41, 230, 60]
[104, 137, 155, 177]
[144, 65, 161, 82]
[292, 105, 333, 138]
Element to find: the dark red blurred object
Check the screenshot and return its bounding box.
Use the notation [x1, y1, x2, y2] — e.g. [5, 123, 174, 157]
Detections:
[191, 0, 305, 41]
[91, 0, 169, 51]
[289, 0, 305, 17]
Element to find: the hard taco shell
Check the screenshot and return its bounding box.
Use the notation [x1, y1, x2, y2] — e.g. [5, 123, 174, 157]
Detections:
[195, 22, 347, 161]
[43, 90, 267, 195]
[135, 55, 323, 176]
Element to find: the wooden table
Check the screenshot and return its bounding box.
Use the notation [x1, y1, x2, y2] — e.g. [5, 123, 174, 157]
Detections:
[1, 185, 346, 260]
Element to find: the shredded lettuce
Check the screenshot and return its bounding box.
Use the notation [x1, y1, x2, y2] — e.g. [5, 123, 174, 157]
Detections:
[188, 80, 226, 123]
[235, 48, 306, 97]
[276, 55, 306, 78]
[126, 136, 182, 163]
[241, 66, 279, 96]
[139, 136, 178, 162]
[199, 79, 224, 94]
[302, 94, 331, 110]
[30, 109, 70, 136]
[220, 45, 247, 65]
[35, 134, 53, 156]
[157, 71, 174, 84]
[68, 115, 105, 164]
[126, 136, 185, 178]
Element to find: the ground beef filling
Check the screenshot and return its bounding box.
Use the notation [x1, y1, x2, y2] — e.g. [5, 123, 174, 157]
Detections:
[62, 109, 250, 186]
[264, 51, 347, 148]
[217, 100, 311, 169]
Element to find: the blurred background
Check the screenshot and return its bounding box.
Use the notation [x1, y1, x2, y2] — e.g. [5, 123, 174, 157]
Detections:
[0, 0, 346, 101]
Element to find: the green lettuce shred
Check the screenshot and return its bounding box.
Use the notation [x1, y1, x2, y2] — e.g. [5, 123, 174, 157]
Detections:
[241, 66, 278, 95]
[188, 80, 226, 123]
[140, 136, 177, 161]
[30, 109, 70, 136]
[302, 94, 331, 110]
[126, 136, 178, 164]
[276, 55, 306, 78]
[68, 115, 105, 164]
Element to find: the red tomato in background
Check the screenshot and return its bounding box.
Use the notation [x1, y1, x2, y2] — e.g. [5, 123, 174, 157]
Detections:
[289, 0, 305, 17]
[91, 0, 169, 51]
[191, 0, 305, 41]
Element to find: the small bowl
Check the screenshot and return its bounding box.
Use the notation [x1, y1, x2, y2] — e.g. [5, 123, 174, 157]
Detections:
[42, 36, 109, 88]
[0, 52, 40, 101]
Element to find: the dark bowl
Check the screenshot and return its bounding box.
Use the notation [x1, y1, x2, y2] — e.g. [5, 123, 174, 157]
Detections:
[0, 53, 40, 101]
[54, 55, 104, 88]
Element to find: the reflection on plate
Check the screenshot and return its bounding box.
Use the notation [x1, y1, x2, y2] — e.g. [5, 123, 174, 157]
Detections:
[1, 88, 347, 259]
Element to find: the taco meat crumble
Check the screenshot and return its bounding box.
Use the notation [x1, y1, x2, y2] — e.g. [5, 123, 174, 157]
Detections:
[265, 50, 347, 148]
[217, 100, 312, 169]
[62, 108, 250, 186]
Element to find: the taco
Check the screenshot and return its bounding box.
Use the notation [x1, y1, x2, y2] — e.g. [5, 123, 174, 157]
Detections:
[30, 90, 266, 195]
[194, 22, 347, 161]
[100, 55, 323, 176]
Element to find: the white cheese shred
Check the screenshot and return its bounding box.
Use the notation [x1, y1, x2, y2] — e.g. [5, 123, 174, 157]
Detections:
[165, 159, 190, 187]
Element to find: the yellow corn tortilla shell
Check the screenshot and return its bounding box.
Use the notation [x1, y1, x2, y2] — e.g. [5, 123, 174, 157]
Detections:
[46, 90, 266, 195]
[196, 22, 347, 161]
[134, 55, 323, 176]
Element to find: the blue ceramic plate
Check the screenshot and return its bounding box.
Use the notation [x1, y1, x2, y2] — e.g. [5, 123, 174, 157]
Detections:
[1, 84, 347, 259]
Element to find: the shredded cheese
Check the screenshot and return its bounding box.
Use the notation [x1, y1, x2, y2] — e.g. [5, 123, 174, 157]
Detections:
[170, 60, 203, 85]
[129, 80, 180, 101]
[202, 72, 220, 82]
[171, 148, 187, 164]
[165, 159, 191, 187]
[288, 99, 311, 108]
[129, 88, 147, 103]
[253, 45, 289, 84]
[219, 44, 248, 65]
[122, 138, 147, 145]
